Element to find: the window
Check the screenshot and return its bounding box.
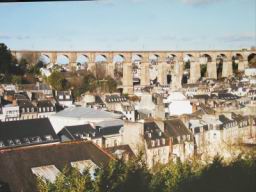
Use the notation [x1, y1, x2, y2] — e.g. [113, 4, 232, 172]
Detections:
[7, 139, 15, 146]
[23, 137, 30, 144]
[15, 139, 21, 145]
[44, 135, 53, 141]
[30, 136, 42, 143]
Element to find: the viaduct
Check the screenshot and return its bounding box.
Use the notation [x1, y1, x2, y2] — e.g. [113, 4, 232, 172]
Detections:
[12, 50, 256, 94]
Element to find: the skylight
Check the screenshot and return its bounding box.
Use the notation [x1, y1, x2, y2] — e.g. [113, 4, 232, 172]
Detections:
[71, 160, 98, 179]
[31, 165, 60, 183]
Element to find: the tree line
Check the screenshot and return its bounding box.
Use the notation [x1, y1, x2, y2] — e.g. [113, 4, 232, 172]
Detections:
[37, 154, 256, 192]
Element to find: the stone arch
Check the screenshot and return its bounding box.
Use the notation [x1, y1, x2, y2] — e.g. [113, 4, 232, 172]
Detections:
[76, 54, 89, 71]
[113, 54, 126, 80]
[182, 54, 194, 84]
[95, 54, 108, 63]
[232, 53, 244, 73]
[248, 53, 256, 68]
[167, 54, 177, 63]
[216, 53, 228, 78]
[39, 54, 50, 64]
[57, 54, 70, 65]
[200, 54, 212, 78]
[149, 54, 160, 85]
[95, 54, 108, 79]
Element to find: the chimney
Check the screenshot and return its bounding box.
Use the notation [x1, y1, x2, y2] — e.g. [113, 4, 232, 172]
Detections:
[12, 99, 17, 106]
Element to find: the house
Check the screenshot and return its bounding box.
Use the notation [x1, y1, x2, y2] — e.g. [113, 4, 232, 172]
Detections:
[144, 122, 170, 168]
[37, 100, 56, 118]
[121, 103, 135, 121]
[0, 141, 113, 192]
[0, 118, 59, 150]
[58, 123, 123, 148]
[55, 90, 73, 108]
[17, 99, 37, 119]
[58, 124, 103, 147]
[163, 119, 194, 162]
[0, 103, 19, 121]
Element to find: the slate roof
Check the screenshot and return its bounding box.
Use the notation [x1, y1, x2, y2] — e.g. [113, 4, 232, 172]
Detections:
[58, 124, 98, 140]
[0, 141, 113, 192]
[17, 100, 36, 109]
[144, 122, 168, 148]
[164, 119, 192, 141]
[0, 118, 59, 149]
[58, 124, 122, 141]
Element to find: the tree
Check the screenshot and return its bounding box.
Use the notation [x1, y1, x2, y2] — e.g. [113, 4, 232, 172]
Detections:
[48, 71, 70, 91]
[0, 43, 15, 75]
[37, 155, 256, 192]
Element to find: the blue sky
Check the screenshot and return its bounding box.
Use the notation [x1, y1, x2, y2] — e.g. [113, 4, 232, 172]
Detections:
[0, 0, 255, 51]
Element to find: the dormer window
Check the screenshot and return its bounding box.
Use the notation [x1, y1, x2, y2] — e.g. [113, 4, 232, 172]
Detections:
[27, 108, 30, 112]
[44, 135, 53, 141]
[0, 141, 5, 147]
[39, 108, 41, 112]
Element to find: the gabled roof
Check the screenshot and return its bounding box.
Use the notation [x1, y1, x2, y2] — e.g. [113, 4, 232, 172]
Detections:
[58, 124, 98, 140]
[58, 123, 122, 141]
[0, 141, 113, 192]
[0, 118, 59, 149]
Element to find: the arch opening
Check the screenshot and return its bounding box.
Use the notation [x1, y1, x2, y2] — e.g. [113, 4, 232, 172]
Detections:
[76, 55, 89, 71]
[248, 53, 256, 68]
[39, 55, 50, 65]
[182, 54, 193, 84]
[200, 54, 211, 78]
[132, 54, 143, 86]
[113, 54, 125, 81]
[95, 54, 107, 79]
[216, 54, 227, 79]
[57, 55, 69, 65]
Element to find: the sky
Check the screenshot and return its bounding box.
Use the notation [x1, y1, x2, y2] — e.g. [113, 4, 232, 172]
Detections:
[0, 0, 255, 51]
